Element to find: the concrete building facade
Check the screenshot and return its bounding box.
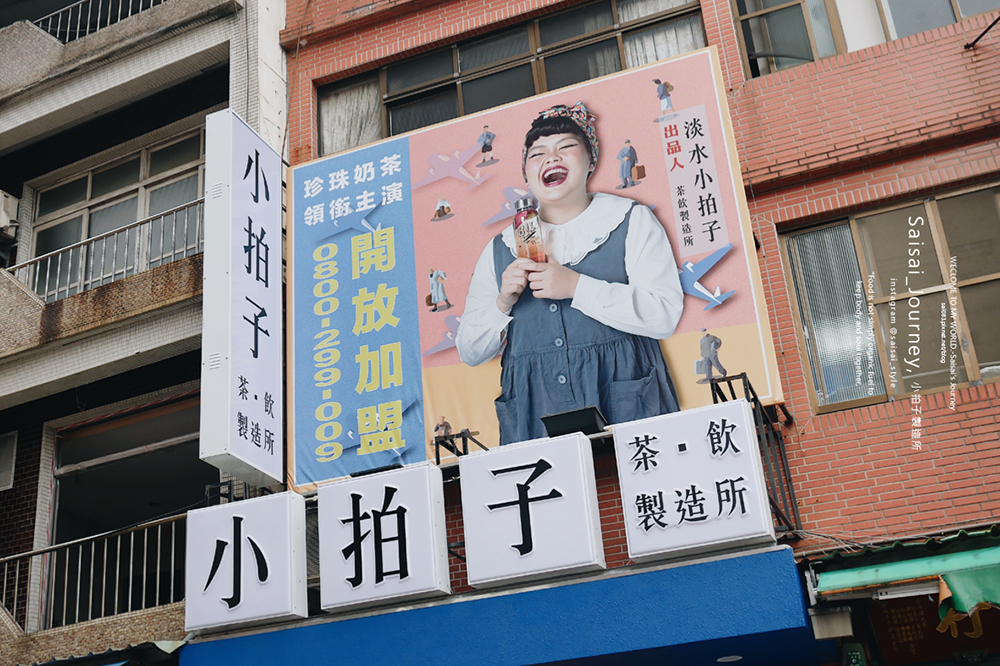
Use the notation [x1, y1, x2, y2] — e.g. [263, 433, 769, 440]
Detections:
[0, 0, 286, 663]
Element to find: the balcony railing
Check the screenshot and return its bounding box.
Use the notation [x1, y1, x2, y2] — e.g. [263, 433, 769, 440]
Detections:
[7, 199, 203, 304]
[0, 514, 186, 632]
[711, 373, 803, 537]
[34, 0, 169, 43]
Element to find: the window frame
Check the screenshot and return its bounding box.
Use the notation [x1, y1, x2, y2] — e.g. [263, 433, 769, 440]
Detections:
[781, 181, 1000, 414]
[0, 430, 16, 492]
[31, 129, 205, 261]
[320, 0, 706, 146]
[733, 0, 1000, 79]
[730, 0, 847, 78]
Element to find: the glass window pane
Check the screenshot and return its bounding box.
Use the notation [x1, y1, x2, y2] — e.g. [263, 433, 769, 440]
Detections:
[618, 0, 695, 22]
[884, 0, 955, 39]
[34, 216, 83, 299]
[88, 198, 138, 237]
[150, 135, 201, 177]
[960, 280, 1000, 378]
[544, 39, 621, 91]
[857, 204, 943, 297]
[737, 0, 796, 13]
[388, 88, 459, 135]
[804, 0, 837, 58]
[462, 65, 535, 115]
[623, 14, 706, 67]
[87, 198, 138, 283]
[38, 177, 88, 217]
[786, 224, 886, 406]
[539, 1, 614, 47]
[387, 50, 454, 94]
[741, 5, 813, 74]
[149, 175, 201, 263]
[936, 187, 1000, 282]
[876, 291, 964, 393]
[459, 28, 531, 71]
[149, 175, 199, 216]
[318, 73, 383, 157]
[36, 216, 83, 256]
[92, 158, 140, 198]
[957, 0, 1000, 17]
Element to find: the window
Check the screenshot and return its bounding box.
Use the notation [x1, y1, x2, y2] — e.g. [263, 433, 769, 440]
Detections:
[0, 431, 16, 491]
[784, 183, 1000, 410]
[318, 0, 706, 153]
[31, 131, 204, 299]
[735, 0, 1000, 78]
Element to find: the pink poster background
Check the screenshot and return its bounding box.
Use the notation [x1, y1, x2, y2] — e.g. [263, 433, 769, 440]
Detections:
[409, 48, 755, 370]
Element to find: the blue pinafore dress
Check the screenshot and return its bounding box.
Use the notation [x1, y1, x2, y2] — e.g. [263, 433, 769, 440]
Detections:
[492, 203, 679, 445]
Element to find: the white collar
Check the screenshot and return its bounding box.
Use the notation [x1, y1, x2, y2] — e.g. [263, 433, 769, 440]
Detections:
[500, 193, 634, 266]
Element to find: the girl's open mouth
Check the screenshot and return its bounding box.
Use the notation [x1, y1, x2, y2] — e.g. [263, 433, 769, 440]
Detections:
[541, 166, 568, 186]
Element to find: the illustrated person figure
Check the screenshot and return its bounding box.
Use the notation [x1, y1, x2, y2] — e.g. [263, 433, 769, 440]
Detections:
[699, 328, 727, 383]
[434, 416, 453, 439]
[616, 139, 638, 189]
[433, 197, 452, 219]
[653, 78, 675, 118]
[456, 102, 684, 445]
[429, 268, 453, 311]
[477, 125, 497, 165]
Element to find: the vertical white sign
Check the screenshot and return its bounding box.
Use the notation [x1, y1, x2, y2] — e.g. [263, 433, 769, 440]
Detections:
[612, 400, 775, 562]
[318, 462, 450, 610]
[460, 433, 605, 588]
[201, 110, 283, 487]
[185, 492, 308, 631]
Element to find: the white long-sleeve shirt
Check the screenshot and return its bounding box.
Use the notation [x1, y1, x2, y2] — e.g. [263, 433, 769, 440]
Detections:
[456, 193, 684, 367]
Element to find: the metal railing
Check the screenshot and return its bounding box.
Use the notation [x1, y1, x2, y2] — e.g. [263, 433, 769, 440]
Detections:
[0, 514, 186, 632]
[7, 199, 203, 304]
[34, 0, 168, 43]
[711, 373, 803, 537]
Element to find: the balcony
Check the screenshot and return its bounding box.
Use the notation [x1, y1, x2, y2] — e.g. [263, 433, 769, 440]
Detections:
[33, 0, 171, 43]
[1, 515, 186, 632]
[7, 199, 204, 304]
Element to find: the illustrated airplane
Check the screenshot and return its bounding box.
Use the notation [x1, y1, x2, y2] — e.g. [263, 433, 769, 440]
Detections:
[423, 315, 461, 356]
[481, 187, 534, 226]
[679, 243, 736, 311]
[413, 144, 491, 190]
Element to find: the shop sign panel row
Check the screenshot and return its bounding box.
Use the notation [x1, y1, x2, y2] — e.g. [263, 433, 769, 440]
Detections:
[186, 401, 774, 631]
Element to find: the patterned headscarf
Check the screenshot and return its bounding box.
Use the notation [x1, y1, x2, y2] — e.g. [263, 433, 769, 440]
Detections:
[521, 101, 599, 180]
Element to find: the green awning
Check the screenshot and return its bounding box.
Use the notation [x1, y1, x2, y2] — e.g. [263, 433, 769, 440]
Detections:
[816, 545, 1000, 603]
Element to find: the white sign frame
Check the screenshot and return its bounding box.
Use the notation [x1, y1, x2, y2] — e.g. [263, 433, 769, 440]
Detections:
[612, 399, 776, 562]
[201, 109, 284, 487]
[318, 462, 450, 611]
[185, 492, 308, 632]
[460, 433, 605, 589]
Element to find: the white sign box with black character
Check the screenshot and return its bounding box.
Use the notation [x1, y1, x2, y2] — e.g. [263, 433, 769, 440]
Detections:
[460, 432, 605, 588]
[185, 492, 308, 632]
[612, 399, 775, 562]
[201, 109, 283, 487]
[318, 462, 451, 610]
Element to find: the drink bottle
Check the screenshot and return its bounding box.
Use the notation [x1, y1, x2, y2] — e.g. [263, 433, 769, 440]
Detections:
[513, 198, 546, 263]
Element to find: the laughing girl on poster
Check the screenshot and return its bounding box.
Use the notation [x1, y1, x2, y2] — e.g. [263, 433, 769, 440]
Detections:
[456, 102, 684, 445]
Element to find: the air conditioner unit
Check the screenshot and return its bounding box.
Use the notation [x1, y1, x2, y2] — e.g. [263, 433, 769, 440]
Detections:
[0, 191, 18, 241]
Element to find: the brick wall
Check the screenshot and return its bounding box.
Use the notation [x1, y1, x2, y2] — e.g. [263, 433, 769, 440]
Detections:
[726, 13, 1000, 193]
[748, 145, 1000, 552]
[0, 351, 202, 559]
[283, 0, 586, 164]
[0, 602, 186, 666]
[284, 0, 1000, 556]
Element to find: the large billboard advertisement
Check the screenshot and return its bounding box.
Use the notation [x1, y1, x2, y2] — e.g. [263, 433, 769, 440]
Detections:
[288, 47, 781, 488]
